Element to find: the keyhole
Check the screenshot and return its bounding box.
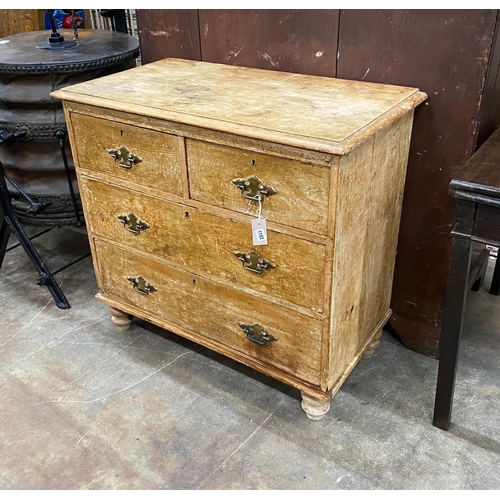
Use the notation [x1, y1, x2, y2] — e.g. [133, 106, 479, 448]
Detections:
[192, 279, 196, 285]
[185, 211, 190, 218]
[251, 159, 256, 167]
[120, 129, 124, 137]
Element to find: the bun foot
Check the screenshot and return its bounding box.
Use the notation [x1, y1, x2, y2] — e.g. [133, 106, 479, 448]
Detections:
[364, 328, 383, 356]
[110, 306, 133, 331]
[301, 392, 331, 421]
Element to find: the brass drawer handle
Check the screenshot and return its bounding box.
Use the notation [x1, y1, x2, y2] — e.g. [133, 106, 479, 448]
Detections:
[117, 213, 150, 234]
[127, 276, 157, 295]
[239, 323, 277, 346]
[107, 145, 142, 169]
[232, 175, 277, 202]
[234, 250, 276, 274]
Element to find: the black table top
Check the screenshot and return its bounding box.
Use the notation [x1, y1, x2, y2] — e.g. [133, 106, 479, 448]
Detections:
[450, 126, 500, 201]
[0, 29, 139, 74]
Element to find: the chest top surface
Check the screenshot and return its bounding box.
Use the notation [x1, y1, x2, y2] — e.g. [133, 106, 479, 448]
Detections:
[52, 58, 426, 155]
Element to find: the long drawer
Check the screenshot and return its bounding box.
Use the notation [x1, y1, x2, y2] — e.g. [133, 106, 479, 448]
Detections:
[81, 177, 327, 313]
[68, 112, 185, 197]
[186, 139, 331, 235]
[94, 239, 323, 384]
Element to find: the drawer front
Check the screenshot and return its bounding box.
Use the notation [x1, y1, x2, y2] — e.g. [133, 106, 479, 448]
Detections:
[82, 177, 326, 313]
[95, 239, 323, 384]
[187, 139, 331, 234]
[69, 112, 185, 197]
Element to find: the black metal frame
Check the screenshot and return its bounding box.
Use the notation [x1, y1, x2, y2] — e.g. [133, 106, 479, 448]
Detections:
[56, 128, 84, 228]
[433, 193, 500, 430]
[100, 9, 128, 34]
[0, 129, 90, 309]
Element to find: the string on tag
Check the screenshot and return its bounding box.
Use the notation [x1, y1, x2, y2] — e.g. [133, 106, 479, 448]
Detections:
[252, 195, 267, 245]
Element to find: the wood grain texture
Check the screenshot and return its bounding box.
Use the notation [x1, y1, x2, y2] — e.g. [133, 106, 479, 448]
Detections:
[336, 9, 498, 356]
[187, 139, 332, 235]
[326, 137, 371, 388]
[327, 114, 414, 390]
[357, 112, 414, 345]
[80, 176, 328, 314]
[199, 10, 339, 77]
[52, 58, 425, 155]
[95, 238, 324, 385]
[58, 59, 423, 415]
[136, 9, 201, 63]
[133, 10, 500, 356]
[68, 112, 185, 199]
[477, 12, 500, 147]
[0, 9, 43, 38]
[63, 101, 333, 167]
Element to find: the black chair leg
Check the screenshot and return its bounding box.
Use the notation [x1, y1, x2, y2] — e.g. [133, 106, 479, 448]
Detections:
[489, 254, 500, 295]
[433, 234, 472, 430]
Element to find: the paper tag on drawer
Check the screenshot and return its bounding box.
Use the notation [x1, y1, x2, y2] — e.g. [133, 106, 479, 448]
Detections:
[252, 218, 268, 245]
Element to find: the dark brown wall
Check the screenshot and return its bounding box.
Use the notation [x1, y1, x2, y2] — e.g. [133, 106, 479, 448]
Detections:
[337, 10, 498, 355]
[136, 9, 201, 62]
[478, 13, 500, 148]
[199, 10, 339, 77]
[136, 9, 500, 357]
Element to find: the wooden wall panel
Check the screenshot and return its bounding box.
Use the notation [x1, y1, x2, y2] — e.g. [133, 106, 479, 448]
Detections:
[337, 10, 498, 355]
[477, 12, 500, 147]
[198, 10, 339, 77]
[125, 9, 500, 356]
[136, 9, 201, 64]
[0, 9, 44, 38]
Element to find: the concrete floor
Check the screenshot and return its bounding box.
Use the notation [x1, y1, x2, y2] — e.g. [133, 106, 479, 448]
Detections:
[1, 227, 499, 490]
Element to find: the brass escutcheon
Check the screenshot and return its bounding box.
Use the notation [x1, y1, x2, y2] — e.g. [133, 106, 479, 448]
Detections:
[238, 323, 277, 346]
[234, 250, 276, 274]
[107, 145, 142, 169]
[117, 213, 150, 234]
[231, 175, 277, 201]
[127, 276, 157, 295]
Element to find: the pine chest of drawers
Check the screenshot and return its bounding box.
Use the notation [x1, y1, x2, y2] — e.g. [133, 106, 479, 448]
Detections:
[53, 58, 426, 420]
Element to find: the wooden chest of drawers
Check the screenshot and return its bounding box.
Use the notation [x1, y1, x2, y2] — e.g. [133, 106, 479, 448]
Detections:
[53, 58, 426, 420]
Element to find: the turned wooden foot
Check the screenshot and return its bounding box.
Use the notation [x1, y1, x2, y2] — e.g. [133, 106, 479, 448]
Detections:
[110, 306, 133, 331]
[364, 328, 383, 356]
[300, 392, 331, 421]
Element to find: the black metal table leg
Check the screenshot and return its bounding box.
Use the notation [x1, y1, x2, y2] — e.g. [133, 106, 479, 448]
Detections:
[433, 199, 475, 430]
[0, 163, 70, 309]
[0, 205, 10, 269]
[56, 129, 84, 228]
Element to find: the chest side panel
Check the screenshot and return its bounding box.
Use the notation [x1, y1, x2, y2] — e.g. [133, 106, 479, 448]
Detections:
[327, 112, 415, 391]
[356, 111, 414, 344]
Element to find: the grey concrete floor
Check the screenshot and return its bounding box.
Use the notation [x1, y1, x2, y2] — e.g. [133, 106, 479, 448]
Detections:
[1, 227, 499, 490]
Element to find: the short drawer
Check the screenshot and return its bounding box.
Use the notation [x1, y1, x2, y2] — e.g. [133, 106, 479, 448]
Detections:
[69, 112, 185, 197]
[94, 239, 323, 385]
[82, 177, 327, 313]
[186, 139, 331, 235]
